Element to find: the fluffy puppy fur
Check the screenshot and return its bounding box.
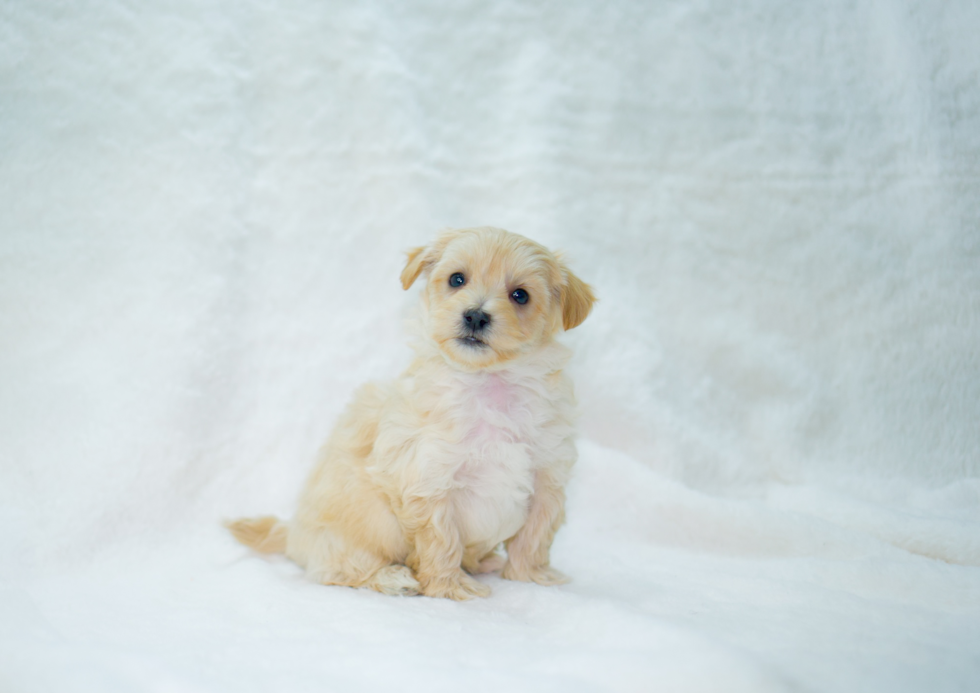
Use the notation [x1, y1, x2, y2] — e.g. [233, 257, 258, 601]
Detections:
[228, 227, 595, 600]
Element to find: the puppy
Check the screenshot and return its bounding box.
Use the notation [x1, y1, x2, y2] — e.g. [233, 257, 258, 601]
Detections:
[227, 227, 595, 599]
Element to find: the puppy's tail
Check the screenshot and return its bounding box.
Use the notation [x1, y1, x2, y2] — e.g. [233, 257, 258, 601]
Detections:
[225, 515, 288, 554]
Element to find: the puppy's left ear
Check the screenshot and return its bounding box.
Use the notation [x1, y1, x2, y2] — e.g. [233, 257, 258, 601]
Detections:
[400, 246, 429, 290]
[560, 264, 596, 331]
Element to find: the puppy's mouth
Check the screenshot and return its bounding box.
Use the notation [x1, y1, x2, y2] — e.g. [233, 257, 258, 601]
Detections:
[456, 335, 489, 349]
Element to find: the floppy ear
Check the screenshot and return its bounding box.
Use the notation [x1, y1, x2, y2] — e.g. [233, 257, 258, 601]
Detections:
[400, 229, 466, 290]
[560, 265, 596, 331]
[400, 246, 428, 290]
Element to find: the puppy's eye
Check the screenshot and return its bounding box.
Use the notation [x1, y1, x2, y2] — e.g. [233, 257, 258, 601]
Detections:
[449, 273, 466, 288]
[511, 288, 529, 305]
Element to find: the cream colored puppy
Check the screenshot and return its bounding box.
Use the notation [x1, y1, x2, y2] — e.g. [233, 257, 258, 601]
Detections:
[228, 227, 595, 600]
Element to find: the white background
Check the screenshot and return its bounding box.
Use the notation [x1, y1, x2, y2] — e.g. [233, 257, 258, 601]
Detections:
[2, 1, 978, 691]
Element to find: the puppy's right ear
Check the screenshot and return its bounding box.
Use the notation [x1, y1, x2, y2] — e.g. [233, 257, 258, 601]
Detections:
[401, 229, 462, 289]
[400, 246, 429, 290]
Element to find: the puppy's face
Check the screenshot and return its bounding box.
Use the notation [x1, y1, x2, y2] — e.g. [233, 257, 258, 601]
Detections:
[401, 227, 595, 370]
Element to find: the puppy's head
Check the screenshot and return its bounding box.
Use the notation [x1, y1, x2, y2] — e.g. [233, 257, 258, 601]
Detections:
[401, 227, 595, 370]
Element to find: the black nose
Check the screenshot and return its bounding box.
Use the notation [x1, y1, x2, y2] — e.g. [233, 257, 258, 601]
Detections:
[463, 308, 491, 333]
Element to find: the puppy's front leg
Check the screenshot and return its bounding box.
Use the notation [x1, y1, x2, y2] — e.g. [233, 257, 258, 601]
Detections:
[502, 468, 571, 586]
[403, 495, 491, 600]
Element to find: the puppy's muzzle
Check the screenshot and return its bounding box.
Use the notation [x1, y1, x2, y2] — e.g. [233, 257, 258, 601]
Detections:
[462, 308, 492, 334]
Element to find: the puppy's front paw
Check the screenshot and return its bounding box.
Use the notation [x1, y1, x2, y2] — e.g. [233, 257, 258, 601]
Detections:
[501, 562, 570, 586]
[420, 571, 492, 600]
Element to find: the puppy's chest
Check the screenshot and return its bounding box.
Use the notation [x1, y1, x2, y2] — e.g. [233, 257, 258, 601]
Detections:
[444, 373, 548, 544]
[447, 373, 557, 488]
[452, 373, 545, 453]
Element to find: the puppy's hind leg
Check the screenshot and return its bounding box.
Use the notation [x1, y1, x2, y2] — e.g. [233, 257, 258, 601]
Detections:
[362, 565, 421, 596]
[291, 522, 418, 596]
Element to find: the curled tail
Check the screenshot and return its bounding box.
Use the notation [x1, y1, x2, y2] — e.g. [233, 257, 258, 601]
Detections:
[225, 515, 288, 554]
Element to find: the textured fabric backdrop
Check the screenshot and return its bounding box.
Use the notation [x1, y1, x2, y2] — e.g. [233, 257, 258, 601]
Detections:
[2, 2, 978, 691]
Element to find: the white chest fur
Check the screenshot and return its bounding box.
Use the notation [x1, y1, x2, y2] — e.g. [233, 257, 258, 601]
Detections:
[438, 370, 550, 547]
[381, 343, 575, 550]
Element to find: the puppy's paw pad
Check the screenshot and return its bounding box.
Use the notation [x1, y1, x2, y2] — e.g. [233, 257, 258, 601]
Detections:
[475, 552, 506, 574]
[501, 563, 570, 586]
[372, 565, 421, 596]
